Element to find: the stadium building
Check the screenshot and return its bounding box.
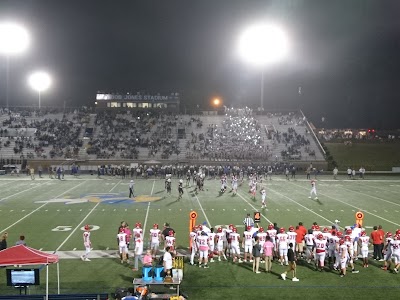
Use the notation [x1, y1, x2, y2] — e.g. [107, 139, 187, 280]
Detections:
[95, 92, 180, 112]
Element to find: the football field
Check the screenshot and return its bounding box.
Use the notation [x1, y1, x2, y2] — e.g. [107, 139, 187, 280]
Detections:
[1, 173, 400, 299]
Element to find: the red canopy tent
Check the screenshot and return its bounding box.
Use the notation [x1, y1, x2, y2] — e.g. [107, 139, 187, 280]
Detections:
[0, 245, 60, 300]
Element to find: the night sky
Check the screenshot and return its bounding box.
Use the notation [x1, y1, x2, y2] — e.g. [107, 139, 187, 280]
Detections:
[1, 0, 400, 129]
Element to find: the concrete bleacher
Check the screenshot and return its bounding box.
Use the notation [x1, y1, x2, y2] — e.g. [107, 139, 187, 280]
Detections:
[0, 109, 326, 163]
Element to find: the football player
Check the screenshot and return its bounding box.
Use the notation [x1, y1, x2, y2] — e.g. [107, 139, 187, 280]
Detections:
[315, 233, 327, 271]
[230, 227, 242, 263]
[382, 232, 393, 271]
[243, 226, 254, 262]
[390, 234, 400, 273]
[257, 227, 267, 263]
[165, 230, 176, 254]
[276, 228, 289, 266]
[266, 224, 278, 259]
[358, 231, 370, 268]
[216, 227, 227, 261]
[197, 232, 210, 268]
[189, 226, 198, 265]
[261, 188, 267, 208]
[81, 225, 91, 262]
[287, 226, 297, 251]
[308, 179, 318, 200]
[117, 228, 128, 264]
[149, 223, 161, 259]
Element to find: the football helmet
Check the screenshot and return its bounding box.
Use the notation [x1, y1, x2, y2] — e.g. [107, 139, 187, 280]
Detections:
[317, 233, 323, 240]
[323, 227, 329, 233]
[331, 230, 336, 236]
[314, 225, 320, 231]
[387, 232, 393, 237]
[339, 238, 345, 245]
[120, 228, 125, 233]
[153, 223, 159, 229]
[247, 226, 252, 231]
[289, 226, 294, 232]
[259, 227, 264, 233]
[361, 231, 366, 236]
[232, 227, 237, 233]
[279, 227, 285, 233]
[346, 228, 352, 235]
[198, 225, 203, 231]
[179, 179, 183, 183]
[345, 235, 351, 241]
[268, 224, 274, 230]
[135, 222, 142, 228]
[229, 224, 234, 230]
[396, 229, 400, 235]
[217, 227, 223, 233]
[84, 225, 90, 231]
[311, 225, 316, 231]
[168, 230, 174, 237]
[337, 232, 343, 238]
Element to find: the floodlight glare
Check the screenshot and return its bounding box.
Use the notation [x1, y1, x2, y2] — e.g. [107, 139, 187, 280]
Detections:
[28, 71, 52, 109]
[0, 23, 30, 55]
[28, 71, 52, 92]
[238, 24, 288, 66]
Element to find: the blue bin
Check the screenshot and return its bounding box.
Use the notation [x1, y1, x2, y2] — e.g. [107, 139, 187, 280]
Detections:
[154, 266, 164, 282]
[142, 266, 153, 281]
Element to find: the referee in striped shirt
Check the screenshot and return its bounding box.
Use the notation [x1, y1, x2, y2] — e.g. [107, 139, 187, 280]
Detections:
[243, 213, 254, 228]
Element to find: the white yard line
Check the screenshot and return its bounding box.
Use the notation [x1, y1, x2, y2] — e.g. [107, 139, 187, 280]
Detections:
[266, 186, 342, 229]
[55, 202, 101, 252]
[142, 180, 156, 235]
[355, 182, 400, 195]
[54, 179, 122, 252]
[338, 186, 400, 207]
[0, 181, 50, 202]
[236, 192, 273, 224]
[289, 182, 400, 228]
[0, 180, 88, 234]
[191, 192, 212, 227]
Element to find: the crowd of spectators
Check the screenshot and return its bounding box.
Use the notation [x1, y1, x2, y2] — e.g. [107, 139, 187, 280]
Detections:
[87, 111, 182, 159]
[1, 108, 324, 162]
[0, 107, 87, 159]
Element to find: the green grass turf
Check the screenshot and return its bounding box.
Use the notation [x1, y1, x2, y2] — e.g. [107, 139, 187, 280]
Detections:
[1, 174, 400, 299]
[325, 141, 400, 171]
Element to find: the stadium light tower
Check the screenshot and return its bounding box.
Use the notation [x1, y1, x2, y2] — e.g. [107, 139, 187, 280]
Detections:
[0, 22, 30, 108]
[238, 23, 289, 110]
[28, 71, 52, 109]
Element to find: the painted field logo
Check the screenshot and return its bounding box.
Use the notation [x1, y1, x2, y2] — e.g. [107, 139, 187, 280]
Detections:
[35, 193, 163, 205]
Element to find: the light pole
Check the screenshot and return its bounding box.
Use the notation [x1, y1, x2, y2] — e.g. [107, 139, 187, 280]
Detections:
[238, 24, 289, 110]
[0, 22, 30, 108]
[28, 71, 52, 109]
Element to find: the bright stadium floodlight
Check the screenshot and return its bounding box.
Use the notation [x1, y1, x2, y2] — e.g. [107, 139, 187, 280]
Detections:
[0, 22, 30, 108]
[238, 23, 289, 109]
[28, 71, 52, 109]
